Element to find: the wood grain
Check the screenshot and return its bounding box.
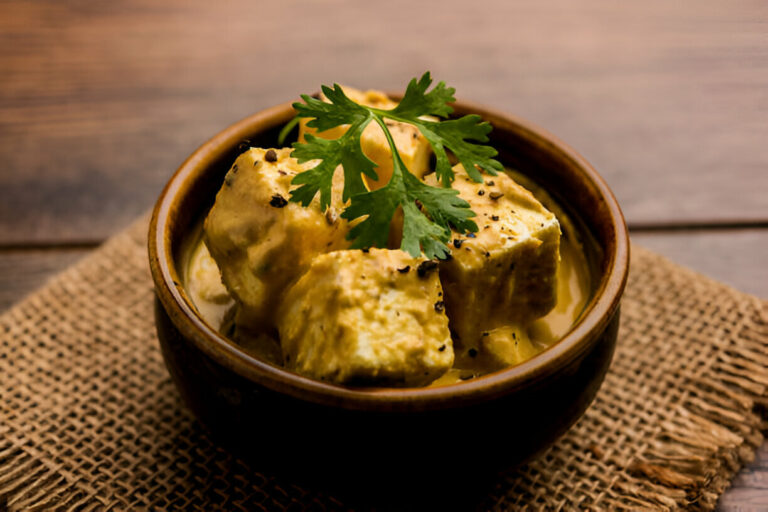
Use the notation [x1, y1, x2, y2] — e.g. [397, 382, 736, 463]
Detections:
[632, 229, 768, 299]
[2, 1, 767, 508]
[1, 0, 767, 243]
[718, 443, 768, 511]
[0, 249, 89, 311]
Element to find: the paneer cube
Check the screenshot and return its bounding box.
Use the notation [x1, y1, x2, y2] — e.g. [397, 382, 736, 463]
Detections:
[424, 164, 561, 358]
[298, 86, 433, 189]
[478, 326, 542, 371]
[188, 237, 232, 306]
[186, 238, 235, 331]
[204, 147, 349, 326]
[277, 249, 454, 386]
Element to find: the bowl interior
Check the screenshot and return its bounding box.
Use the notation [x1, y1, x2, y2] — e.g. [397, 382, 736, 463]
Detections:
[150, 100, 628, 410]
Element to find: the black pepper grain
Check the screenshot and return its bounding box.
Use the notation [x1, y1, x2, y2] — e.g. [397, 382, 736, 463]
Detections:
[269, 194, 288, 208]
[417, 260, 438, 278]
[491, 215, 499, 221]
[467, 233, 476, 238]
[486, 180, 495, 186]
[490, 191, 504, 200]
[484, 251, 490, 258]
[434, 301, 445, 313]
[265, 149, 278, 162]
[468, 348, 478, 358]
[453, 239, 463, 249]
[438, 345, 446, 352]
[477, 189, 485, 196]
[397, 266, 410, 274]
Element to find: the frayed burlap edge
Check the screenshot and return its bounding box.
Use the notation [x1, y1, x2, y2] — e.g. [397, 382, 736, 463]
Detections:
[1, 216, 767, 511]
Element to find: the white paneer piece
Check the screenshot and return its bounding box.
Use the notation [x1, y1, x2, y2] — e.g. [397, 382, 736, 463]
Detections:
[478, 326, 541, 371]
[424, 164, 561, 359]
[204, 147, 349, 327]
[298, 86, 433, 190]
[277, 249, 454, 386]
[186, 239, 234, 330]
[188, 239, 232, 306]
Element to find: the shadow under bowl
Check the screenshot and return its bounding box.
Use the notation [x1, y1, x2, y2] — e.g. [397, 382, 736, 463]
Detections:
[148, 99, 629, 497]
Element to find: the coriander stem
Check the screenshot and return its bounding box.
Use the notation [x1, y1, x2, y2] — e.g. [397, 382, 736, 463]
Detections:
[371, 115, 411, 185]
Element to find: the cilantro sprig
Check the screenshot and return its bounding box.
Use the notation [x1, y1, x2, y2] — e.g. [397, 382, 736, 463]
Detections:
[288, 72, 503, 259]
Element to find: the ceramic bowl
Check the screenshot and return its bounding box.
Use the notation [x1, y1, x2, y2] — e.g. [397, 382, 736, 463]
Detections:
[148, 98, 629, 494]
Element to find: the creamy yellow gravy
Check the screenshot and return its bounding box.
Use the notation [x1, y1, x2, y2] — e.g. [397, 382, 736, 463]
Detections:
[183, 171, 593, 387]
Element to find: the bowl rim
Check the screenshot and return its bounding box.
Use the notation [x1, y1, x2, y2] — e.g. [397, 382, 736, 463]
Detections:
[149, 98, 629, 412]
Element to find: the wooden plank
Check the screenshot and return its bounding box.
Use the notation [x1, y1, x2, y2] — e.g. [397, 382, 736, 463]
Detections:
[631, 229, 768, 299]
[740, 442, 768, 473]
[1, 0, 768, 243]
[0, 249, 90, 312]
[719, 487, 768, 512]
[718, 443, 768, 509]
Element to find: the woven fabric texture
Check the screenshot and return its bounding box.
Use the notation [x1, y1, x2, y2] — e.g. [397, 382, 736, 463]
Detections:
[1, 217, 767, 511]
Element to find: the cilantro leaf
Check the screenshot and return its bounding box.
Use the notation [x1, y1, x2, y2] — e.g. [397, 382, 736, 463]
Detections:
[291, 121, 378, 208]
[294, 85, 370, 132]
[288, 72, 499, 258]
[341, 135, 477, 259]
[418, 115, 503, 184]
[389, 71, 455, 119]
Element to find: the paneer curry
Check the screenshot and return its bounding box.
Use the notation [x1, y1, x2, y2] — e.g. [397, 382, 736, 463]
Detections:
[184, 86, 592, 387]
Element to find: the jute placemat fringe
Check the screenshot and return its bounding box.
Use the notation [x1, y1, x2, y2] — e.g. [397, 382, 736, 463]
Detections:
[1, 217, 767, 511]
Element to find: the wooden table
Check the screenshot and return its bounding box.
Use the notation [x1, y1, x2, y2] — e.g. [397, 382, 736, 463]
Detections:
[2, 1, 766, 508]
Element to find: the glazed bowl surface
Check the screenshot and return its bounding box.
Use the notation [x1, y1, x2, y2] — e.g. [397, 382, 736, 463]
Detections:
[148, 97, 629, 490]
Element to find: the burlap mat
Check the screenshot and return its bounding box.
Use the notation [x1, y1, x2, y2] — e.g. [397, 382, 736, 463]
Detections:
[1, 216, 767, 511]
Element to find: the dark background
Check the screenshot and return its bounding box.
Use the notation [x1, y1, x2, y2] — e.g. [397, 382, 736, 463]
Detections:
[1, 1, 766, 507]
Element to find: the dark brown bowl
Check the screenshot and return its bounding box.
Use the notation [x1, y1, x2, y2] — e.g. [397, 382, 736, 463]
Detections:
[148, 98, 629, 498]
